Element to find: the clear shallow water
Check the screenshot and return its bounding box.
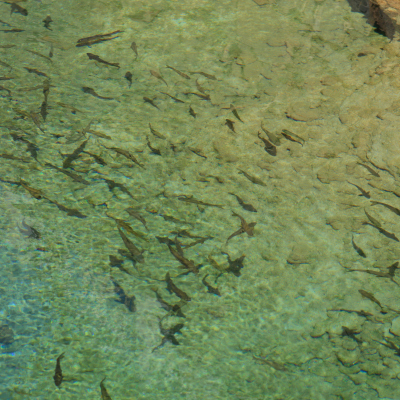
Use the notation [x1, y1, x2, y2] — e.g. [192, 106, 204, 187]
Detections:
[1, 0, 400, 399]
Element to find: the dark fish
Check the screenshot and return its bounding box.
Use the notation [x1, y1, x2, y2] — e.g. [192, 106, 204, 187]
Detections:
[341, 326, 362, 344]
[364, 209, 381, 228]
[43, 15, 52, 30]
[111, 277, 136, 312]
[166, 243, 199, 274]
[189, 106, 196, 118]
[363, 222, 400, 242]
[281, 129, 304, 146]
[125, 208, 147, 230]
[166, 65, 190, 79]
[18, 219, 40, 239]
[376, 339, 400, 357]
[130, 41, 138, 57]
[357, 162, 380, 177]
[53, 353, 65, 387]
[257, 131, 276, 156]
[143, 96, 159, 109]
[25, 49, 52, 62]
[87, 52, 120, 68]
[117, 227, 144, 263]
[159, 91, 185, 103]
[100, 377, 113, 400]
[148, 123, 166, 139]
[222, 252, 245, 277]
[150, 70, 168, 86]
[0, 29, 25, 33]
[165, 272, 191, 301]
[359, 289, 383, 309]
[225, 119, 235, 133]
[152, 318, 184, 352]
[146, 136, 161, 155]
[183, 91, 210, 100]
[347, 181, 370, 199]
[125, 71, 132, 87]
[10, 3, 28, 16]
[45, 163, 90, 185]
[40, 101, 48, 121]
[23, 67, 48, 77]
[189, 71, 217, 80]
[387, 261, 399, 278]
[351, 235, 366, 258]
[154, 289, 186, 317]
[202, 274, 221, 296]
[371, 200, 400, 217]
[226, 212, 256, 243]
[177, 195, 223, 208]
[83, 151, 107, 166]
[229, 193, 257, 212]
[238, 169, 266, 186]
[109, 255, 131, 275]
[104, 146, 144, 168]
[100, 177, 135, 199]
[19, 179, 43, 199]
[46, 198, 87, 218]
[62, 139, 88, 168]
[76, 30, 122, 47]
[82, 86, 114, 100]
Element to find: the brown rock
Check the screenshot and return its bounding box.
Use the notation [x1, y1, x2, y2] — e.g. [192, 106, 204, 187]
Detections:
[369, 0, 400, 39]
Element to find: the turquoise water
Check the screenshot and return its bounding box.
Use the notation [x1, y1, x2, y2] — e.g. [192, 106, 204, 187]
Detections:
[2, 0, 400, 399]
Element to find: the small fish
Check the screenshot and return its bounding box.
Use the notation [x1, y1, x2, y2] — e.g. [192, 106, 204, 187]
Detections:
[281, 129, 305, 146]
[229, 193, 257, 212]
[341, 326, 362, 344]
[152, 318, 184, 352]
[82, 86, 114, 100]
[222, 104, 243, 122]
[62, 139, 88, 168]
[177, 195, 223, 208]
[225, 119, 235, 133]
[357, 162, 380, 177]
[130, 41, 138, 57]
[146, 136, 161, 155]
[100, 177, 135, 199]
[359, 289, 383, 309]
[189, 71, 217, 80]
[45, 163, 90, 185]
[238, 169, 266, 186]
[257, 131, 276, 156]
[53, 353, 65, 387]
[77, 30, 122, 47]
[100, 377, 113, 400]
[143, 96, 159, 109]
[261, 123, 281, 146]
[226, 212, 256, 243]
[124, 71, 132, 87]
[56, 102, 84, 114]
[25, 49, 52, 62]
[40, 101, 48, 121]
[166, 243, 199, 274]
[0, 29, 25, 33]
[364, 209, 381, 228]
[110, 277, 136, 312]
[183, 91, 210, 100]
[348, 182, 370, 199]
[153, 289, 185, 317]
[160, 91, 185, 103]
[125, 208, 148, 230]
[109, 255, 131, 275]
[363, 222, 400, 242]
[18, 219, 40, 239]
[150, 70, 168, 86]
[87, 53, 120, 68]
[202, 274, 221, 296]
[43, 15, 52, 30]
[47, 198, 87, 218]
[348, 268, 399, 285]
[387, 261, 399, 278]
[117, 226, 144, 263]
[376, 340, 400, 357]
[23, 67, 48, 77]
[371, 200, 400, 217]
[351, 235, 366, 258]
[165, 272, 191, 301]
[149, 123, 166, 139]
[105, 146, 144, 168]
[189, 106, 196, 118]
[19, 179, 43, 199]
[49, 43, 54, 58]
[166, 65, 190, 79]
[0, 59, 12, 70]
[222, 252, 246, 277]
[10, 3, 28, 16]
